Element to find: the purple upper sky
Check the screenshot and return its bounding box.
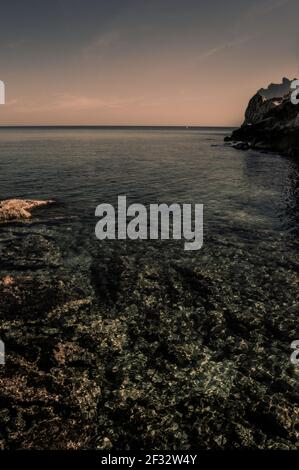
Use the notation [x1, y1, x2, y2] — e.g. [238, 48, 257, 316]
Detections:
[0, 0, 298, 125]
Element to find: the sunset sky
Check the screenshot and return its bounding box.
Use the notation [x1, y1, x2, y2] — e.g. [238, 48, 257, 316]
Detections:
[0, 0, 298, 126]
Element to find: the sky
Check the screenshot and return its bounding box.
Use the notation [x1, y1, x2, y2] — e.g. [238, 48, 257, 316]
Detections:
[0, 0, 298, 126]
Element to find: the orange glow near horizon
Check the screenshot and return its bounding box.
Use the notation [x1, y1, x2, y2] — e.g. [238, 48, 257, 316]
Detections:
[0, 0, 298, 126]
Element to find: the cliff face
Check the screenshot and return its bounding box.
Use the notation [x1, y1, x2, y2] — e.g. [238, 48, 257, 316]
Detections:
[226, 78, 299, 156]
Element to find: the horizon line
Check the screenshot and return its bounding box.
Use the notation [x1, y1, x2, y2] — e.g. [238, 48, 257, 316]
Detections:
[0, 124, 236, 129]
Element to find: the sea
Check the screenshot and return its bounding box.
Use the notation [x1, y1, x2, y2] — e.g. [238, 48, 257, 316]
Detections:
[0, 126, 299, 448]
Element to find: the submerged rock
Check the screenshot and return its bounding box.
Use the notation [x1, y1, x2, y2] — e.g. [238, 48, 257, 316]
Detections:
[0, 199, 55, 222]
[0, 233, 61, 270]
[0, 203, 298, 449]
[231, 142, 251, 150]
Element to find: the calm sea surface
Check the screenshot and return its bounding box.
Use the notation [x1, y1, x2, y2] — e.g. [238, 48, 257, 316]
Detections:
[1, 126, 299, 291]
[1, 127, 299, 449]
[0, 127, 298, 235]
[1, 126, 299, 290]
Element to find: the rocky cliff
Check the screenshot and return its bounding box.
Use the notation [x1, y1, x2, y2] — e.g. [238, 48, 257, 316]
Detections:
[225, 78, 299, 156]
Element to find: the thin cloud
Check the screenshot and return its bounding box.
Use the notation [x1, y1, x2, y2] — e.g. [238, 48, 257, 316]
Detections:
[5, 93, 145, 115]
[198, 0, 292, 63]
[244, 0, 291, 19]
[82, 31, 121, 58]
[54, 93, 142, 110]
[197, 34, 257, 62]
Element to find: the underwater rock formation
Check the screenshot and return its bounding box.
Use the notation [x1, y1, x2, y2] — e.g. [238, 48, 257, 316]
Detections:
[0, 204, 298, 450]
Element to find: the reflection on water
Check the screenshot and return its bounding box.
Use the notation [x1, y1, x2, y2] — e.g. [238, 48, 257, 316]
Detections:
[0, 127, 299, 234]
[1, 127, 299, 286]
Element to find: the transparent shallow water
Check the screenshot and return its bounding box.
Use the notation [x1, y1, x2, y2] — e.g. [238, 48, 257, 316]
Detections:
[1, 128, 299, 449]
[1, 126, 299, 289]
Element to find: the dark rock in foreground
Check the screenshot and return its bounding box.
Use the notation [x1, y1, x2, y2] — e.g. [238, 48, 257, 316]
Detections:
[225, 78, 299, 157]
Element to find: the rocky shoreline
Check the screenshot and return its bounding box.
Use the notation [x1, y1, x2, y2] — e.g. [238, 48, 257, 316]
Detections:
[225, 78, 299, 157]
[0, 199, 55, 223]
[0, 200, 298, 449]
